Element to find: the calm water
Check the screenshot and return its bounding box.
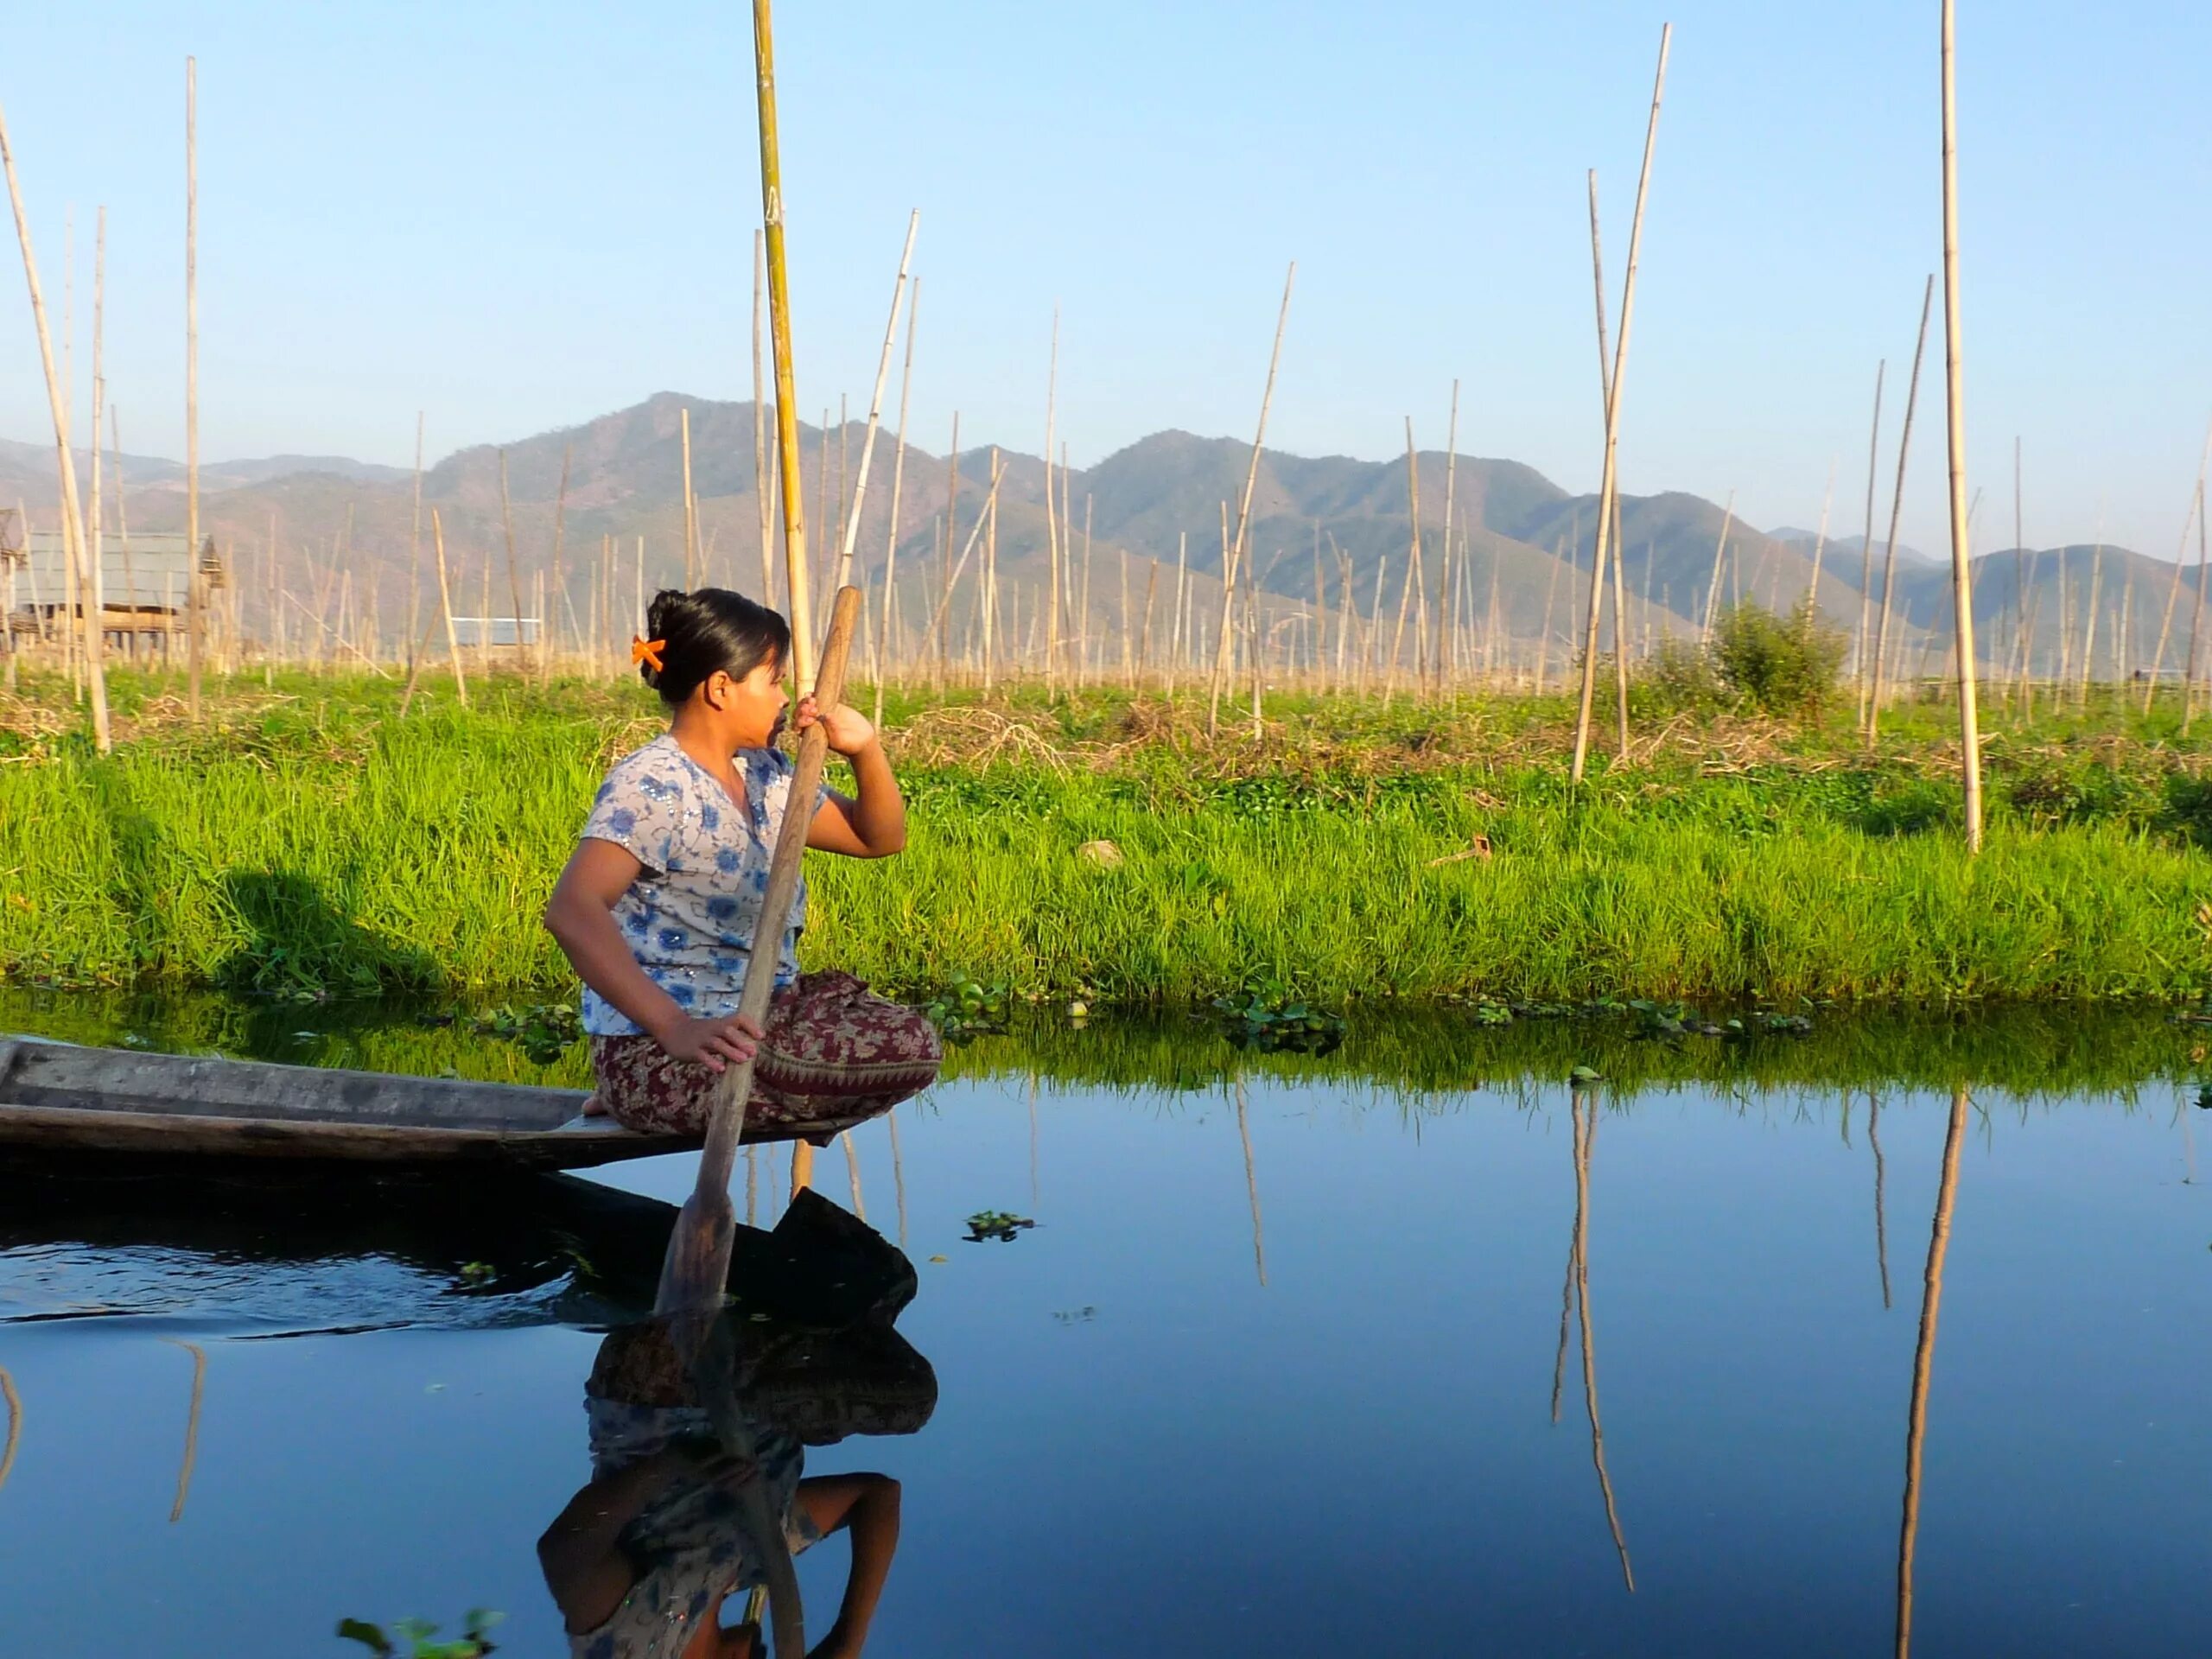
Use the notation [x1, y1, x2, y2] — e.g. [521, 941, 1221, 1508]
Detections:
[0, 1001, 2207, 1657]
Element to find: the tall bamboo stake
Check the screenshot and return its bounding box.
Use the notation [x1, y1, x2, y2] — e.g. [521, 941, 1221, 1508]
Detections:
[1206, 261, 1296, 735]
[1437, 381, 1459, 696]
[1700, 493, 1736, 638]
[1586, 168, 1631, 755]
[982, 448, 999, 690]
[89, 206, 108, 714]
[2183, 484, 2209, 734]
[2140, 416, 2212, 713]
[1570, 24, 1669, 785]
[0, 96, 108, 748]
[874, 276, 918, 724]
[750, 231, 775, 604]
[681, 407, 699, 588]
[1042, 308, 1061, 690]
[1938, 0, 1984, 850]
[404, 412, 424, 676]
[1853, 362, 1889, 696]
[430, 509, 467, 709]
[117, 409, 140, 667]
[185, 56, 202, 718]
[1866, 275, 1936, 744]
[1804, 461, 1837, 626]
[1384, 425, 1423, 706]
[834, 209, 917, 594]
[754, 0, 814, 689]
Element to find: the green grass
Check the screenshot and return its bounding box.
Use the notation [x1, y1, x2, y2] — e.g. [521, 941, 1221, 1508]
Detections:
[3, 667, 2211, 1004]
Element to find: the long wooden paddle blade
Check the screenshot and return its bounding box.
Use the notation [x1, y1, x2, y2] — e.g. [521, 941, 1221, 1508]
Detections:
[655, 1184, 737, 1318]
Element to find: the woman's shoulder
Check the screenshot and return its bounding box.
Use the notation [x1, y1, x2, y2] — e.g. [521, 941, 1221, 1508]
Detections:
[596, 734, 685, 796]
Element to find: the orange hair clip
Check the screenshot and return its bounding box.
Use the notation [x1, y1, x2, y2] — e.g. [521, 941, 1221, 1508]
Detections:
[631, 636, 666, 672]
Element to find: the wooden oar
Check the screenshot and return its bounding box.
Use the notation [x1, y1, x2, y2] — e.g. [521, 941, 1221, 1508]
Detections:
[657, 582, 862, 1321]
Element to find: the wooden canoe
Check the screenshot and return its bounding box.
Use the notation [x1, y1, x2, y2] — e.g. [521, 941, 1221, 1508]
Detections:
[0, 1035, 697, 1168]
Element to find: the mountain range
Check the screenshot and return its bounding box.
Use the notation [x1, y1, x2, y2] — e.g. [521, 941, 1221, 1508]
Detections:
[1, 397, 2189, 674]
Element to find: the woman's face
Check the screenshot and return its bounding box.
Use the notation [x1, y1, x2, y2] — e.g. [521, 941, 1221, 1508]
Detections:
[704, 651, 790, 748]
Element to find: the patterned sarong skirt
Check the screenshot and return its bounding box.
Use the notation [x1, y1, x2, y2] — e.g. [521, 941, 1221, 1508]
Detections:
[588, 970, 943, 1141]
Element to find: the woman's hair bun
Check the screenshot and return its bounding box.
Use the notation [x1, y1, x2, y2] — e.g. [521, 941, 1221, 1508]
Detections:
[639, 587, 791, 707]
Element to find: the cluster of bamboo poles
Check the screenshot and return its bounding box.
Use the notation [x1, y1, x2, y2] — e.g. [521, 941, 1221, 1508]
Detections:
[0, 58, 218, 747]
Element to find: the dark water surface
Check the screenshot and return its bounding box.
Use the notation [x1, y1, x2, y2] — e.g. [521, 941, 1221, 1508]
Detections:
[1, 997, 2207, 1656]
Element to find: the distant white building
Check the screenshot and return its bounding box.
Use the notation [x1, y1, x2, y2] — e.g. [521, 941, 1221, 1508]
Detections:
[448, 616, 543, 648]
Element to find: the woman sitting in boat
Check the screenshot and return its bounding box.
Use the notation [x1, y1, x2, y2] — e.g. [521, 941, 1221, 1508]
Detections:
[544, 588, 941, 1142]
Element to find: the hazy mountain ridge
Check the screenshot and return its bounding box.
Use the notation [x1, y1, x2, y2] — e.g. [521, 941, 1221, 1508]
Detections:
[1, 398, 2177, 666]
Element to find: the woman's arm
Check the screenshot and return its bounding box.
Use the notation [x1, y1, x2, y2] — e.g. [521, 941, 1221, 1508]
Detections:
[543, 839, 761, 1068]
[793, 1473, 902, 1659]
[795, 700, 906, 858]
[537, 1446, 712, 1633]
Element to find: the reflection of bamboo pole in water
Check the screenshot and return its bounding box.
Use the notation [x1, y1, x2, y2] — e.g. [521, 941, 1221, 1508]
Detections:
[1551, 1098, 1581, 1424]
[2182, 1096, 2198, 1186]
[745, 1146, 758, 1228]
[1896, 1085, 1970, 1659]
[0, 1365, 20, 1494]
[1234, 1075, 1268, 1288]
[1869, 1095, 1892, 1309]
[888, 1108, 909, 1249]
[1028, 1071, 1040, 1215]
[161, 1338, 207, 1523]
[840, 1131, 866, 1221]
[1573, 1090, 1635, 1592]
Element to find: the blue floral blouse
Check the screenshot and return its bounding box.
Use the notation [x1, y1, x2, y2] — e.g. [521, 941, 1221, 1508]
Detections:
[578, 734, 821, 1038]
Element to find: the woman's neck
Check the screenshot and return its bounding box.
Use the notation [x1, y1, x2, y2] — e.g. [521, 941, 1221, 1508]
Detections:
[667, 711, 746, 785]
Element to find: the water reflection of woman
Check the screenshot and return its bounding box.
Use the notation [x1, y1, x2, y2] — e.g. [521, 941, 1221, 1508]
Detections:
[538, 1319, 904, 1659]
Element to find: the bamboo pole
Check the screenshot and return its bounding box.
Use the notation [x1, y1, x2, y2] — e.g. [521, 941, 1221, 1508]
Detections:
[1853, 361, 1890, 699]
[0, 94, 109, 748]
[1206, 262, 1296, 734]
[681, 408, 699, 588]
[874, 275, 918, 724]
[834, 209, 918, 594]
[1570, 25, 1669, 785]
[544, 444, 569, 684]
[116, 408, 140, 666]
[2076, 534, 2103, 708]
[1895, 1085, 1970, 1659]
[89, 206, 108, 704]
[431, 508, 467, 709]
[496, 449, 526, 669]
[752, 231, 774, 604]
[406, 412, 424, 676]
[1385, 426, 1423, 706]
[920, 454, 1003, 657]
[1437, 381, 1459, 696]
[185, 56, 202, 718]
[1080, 494, 1095, 687]
[753, 0, 815, 688]
[2006, 435, 2025, 699]
[1866, 276, 1936, 743]
[2184, 485, 2209, 734]
[982, 448, 999, 690]
[1804, 461, 1836, 625]
[1042, 308, 1061, 690]
[2140, 416, 2212, 713]
[1938, 0, 1984, 850]
[1586, 170, 1632, 755]
[1700, 493, 1736, 638]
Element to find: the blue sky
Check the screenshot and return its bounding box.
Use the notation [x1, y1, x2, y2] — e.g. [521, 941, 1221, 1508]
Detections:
[4, 1, 2209, 557]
